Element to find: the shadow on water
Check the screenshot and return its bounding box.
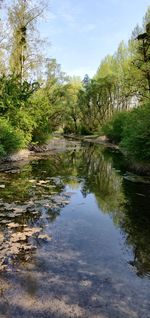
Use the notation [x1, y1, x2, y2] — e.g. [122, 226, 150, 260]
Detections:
[0, 144, 150, 317]
[75, 145, 150, 278]
[102, 147, 150, 278]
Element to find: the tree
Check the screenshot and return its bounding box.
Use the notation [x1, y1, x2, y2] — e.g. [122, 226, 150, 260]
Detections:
[0, 20, 6, 75]
[78, 76, 117, 134]
[8, 0, 47, 81]
[82, 74, 90, 86]
[31, 59, 69, 142]
[0, 1, 8, 75]
[63, 76, 82, 133]
[129, 7, 150, 99]
[134, 23, 150, 96]
[143, 6, 150, 28]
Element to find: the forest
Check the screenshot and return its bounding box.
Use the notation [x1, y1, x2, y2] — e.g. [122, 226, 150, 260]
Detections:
[0, 0, 150, 163]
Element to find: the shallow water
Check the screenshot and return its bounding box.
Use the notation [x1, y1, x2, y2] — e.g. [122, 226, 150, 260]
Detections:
[0, 144, 150, 318]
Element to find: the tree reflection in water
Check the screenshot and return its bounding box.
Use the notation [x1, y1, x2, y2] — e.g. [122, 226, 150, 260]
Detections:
[60, 144, 150, 277]
[77, 145, 150, 278]
[0, 144, 150, 276]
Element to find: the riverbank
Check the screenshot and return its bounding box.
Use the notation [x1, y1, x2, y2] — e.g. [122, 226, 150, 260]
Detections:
[64, 134, 150, 176]
[1, 137, 80, 163]
[0, 134, 150, 176]
[65, 134, 120, 149]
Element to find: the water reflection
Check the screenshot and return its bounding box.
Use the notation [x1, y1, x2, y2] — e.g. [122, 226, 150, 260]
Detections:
[101, 147, 150, 277]
[120, 179, 150, 277]
[76, 145, 125, 214]
[77, 145, 150, 277]
[0, 145, 150, 278]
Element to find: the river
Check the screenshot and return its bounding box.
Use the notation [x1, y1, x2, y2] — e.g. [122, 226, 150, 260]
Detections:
[0, 142, 150, 318]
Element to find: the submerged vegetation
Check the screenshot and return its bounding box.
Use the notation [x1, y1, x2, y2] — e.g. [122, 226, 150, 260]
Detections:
[0, 1, 149, 164]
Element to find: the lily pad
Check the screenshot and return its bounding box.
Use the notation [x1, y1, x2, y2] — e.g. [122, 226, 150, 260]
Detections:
[7, 223, 20, 229]
[0, 232, 4, 244]
[38, 234, 52, 241]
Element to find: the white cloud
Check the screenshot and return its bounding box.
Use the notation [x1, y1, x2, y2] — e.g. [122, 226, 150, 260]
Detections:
[50, 0, 96, 33]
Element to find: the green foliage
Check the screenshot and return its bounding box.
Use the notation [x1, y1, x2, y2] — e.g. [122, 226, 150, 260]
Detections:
[102, 111, 128, 144]
[0, 75, 39, 145]
[0, 144, 6, 158]
[0, 75, 39, 115]
[63, 125, 75, 135]
[32, 124, 52, 145]
[63, 77, 82, 133]
[30, 79, 65, 144]
[79, 125, 93, 135]
[77, 76, 116, 134]
[8, 0, 46, 81]
[0, 118, 26, 156]
[103, 103, 150, 161]
[10, 109, 36, 145]
[121, 103, 150, 161]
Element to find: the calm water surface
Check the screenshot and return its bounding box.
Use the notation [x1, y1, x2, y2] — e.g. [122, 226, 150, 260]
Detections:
[0, 144, 150, 318]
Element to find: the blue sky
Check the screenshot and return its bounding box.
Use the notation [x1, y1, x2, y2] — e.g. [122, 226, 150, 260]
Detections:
[39, 0, 150, 78]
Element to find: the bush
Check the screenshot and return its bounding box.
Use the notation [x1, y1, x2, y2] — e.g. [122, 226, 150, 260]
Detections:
[102, 103, 150, 162]
[0, 118, 26, 156]
[79, 125, 93, 135]
[0, 75, 39, 147]
[102, 111, 128, 144]
[9, 109, 35, 145]
[32, 122, 52, 145]
[121, 103, 150, 161]
[63, 125, 74, 134]
[0, 145, 6, 158]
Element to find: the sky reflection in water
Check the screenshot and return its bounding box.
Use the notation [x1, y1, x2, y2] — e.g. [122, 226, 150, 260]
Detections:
[0, 144, 150, 318]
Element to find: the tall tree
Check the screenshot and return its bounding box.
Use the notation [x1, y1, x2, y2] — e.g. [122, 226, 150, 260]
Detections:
[64, 76, 82, 133]
[0, 1, 7, 75]
[0, 19, 6, 74]
[8, 0, 47, 81]
[132, 22, 150, 98]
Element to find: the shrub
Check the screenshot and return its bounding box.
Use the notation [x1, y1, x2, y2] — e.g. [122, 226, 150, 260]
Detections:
[0, 145, 6, 158]
[79, 125, 93, 135]
[0, 75, 39, 147]
[63, 125, 74, 134]
[121, 103, 150, 161]
[9, 109, 35, 145]
[102, 103, 150, 161]
[0, 118, 26, 155]
[32, 122, 52, 144]
[102, 111, 128, 144]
